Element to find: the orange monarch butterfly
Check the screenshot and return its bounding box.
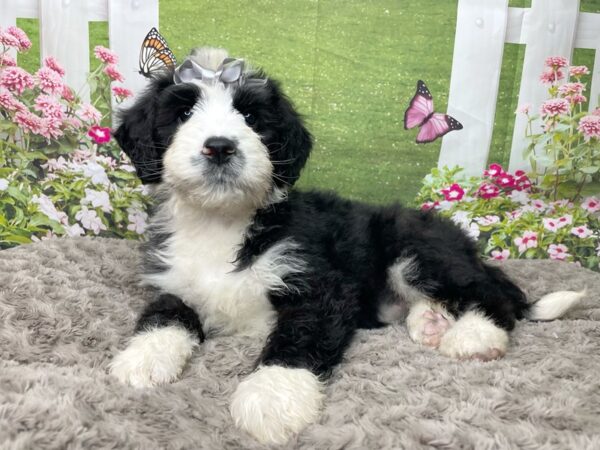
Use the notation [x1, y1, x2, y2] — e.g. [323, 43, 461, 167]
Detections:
[138, 27, 177, 78]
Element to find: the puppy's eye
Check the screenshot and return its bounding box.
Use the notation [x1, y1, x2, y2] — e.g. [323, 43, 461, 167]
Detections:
[179, 109, 193, 122]
[243, 113, 256, 125]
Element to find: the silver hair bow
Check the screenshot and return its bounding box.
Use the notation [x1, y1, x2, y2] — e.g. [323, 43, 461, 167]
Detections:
[173, 57, 245, 86]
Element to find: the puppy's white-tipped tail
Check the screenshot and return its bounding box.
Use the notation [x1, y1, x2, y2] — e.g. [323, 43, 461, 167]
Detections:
[527, 289, 587, 321]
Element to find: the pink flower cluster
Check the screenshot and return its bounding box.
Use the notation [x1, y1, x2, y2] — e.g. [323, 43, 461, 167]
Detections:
[578, 114, 600, 140]
[478, 164, 531, 199]
[93, 45, 131, 101]
[0, 26, 32, 51]
[540, 98, 569, 118]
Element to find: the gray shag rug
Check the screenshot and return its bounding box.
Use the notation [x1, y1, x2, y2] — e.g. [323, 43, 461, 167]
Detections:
[1, 237, 600, 449]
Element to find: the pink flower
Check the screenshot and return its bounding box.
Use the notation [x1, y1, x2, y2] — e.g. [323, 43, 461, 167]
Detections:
[548, 244, 570, 261]
[42, 56, 65, 77]
[127, 208, 148, 234]
[441, 183, 465, 201]
[593, 108, 600, 117]
[103, 64, 124, 82]
[61, 85, 75, 102]
[64, 116, 83, 130]
[71, 148, 92, 164]
[5, 26, 31, 51]
[514, 231, 538, 253]
[94, 45, 119, 64]
[543, 218, 560, 232]
[35, 67, 64, 95]
[540, 98, 569, 117]
[112, 86, 133, 100]
[34, 94, 64, 119]
[545, 56, 568, 69]
[13, 110, 43, 134]
[566, 94, 586, 105]
[0, 86, 26, 112]
[581, 196, 600, 213]
[557, 215, 573, 228]
[42, 156, 68, 172]
[496, 173, 516, 189]
[96, 154, 117, 169]
[516, 103, 532, 115]
[531, 199, 547, 212]
[32, 194, 68, 224]
[571, 225, 593, 239]
[0, 67, 35, 94]
[484, 163, 505, 178]
[0, 31, 20, 48]
[569, 66, 590, 77]
[82, 161, 109, 185]
[421, 201, 439, 211]
[539, 69, 564, 85]
[508, 189, 530, 205]
[88, 125, 111, 144]
[491, 249, 510, 261]
[477, 182, 500, 199]
[39, 116, 63, 140]
[578, 114, 600, 140]
[0, 53, 16, 67]
[558, 82, 584, 97]
[64, 223, 85, 237]
[31, 231, 57, 242]
[506, 210, 523, 221]
[76, 103, 102, 124]
[475, 215, 500, 226]
[75, 206, 107, 235]
[514, 171, 532, 191]
[83, 188, 113, 213]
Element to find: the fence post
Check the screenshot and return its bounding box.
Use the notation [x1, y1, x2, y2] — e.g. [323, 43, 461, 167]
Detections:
[437, 0, 509, 176]
[108, 0, 159, 113]
[507, 0, 580, 173]
[39, 0, 92, 101]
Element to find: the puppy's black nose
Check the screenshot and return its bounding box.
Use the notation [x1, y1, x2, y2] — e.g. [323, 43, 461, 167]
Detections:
[202, 137, 237, 164]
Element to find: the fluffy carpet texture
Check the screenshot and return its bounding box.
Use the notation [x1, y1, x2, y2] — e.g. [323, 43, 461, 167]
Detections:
[1, 237, 599, 449]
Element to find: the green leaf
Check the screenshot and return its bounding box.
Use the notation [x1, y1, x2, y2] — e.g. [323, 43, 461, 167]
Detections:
[580, 166, 599, 174]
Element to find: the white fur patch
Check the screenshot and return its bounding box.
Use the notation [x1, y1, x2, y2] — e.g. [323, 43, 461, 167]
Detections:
[230, 365, 324, 445]
[144, 197, 305, 338]
[528, 290, 586, 321]
[108, 326, 197, 388]
[387, 257, 430, 305]
[438, 311, 508, 360]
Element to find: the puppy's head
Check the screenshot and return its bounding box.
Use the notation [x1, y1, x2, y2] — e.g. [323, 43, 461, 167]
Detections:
[114, 47, 312, 209]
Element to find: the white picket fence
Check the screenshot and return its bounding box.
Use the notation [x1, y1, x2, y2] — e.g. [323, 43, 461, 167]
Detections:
[439, 0, 600, 175]
[0, 0, 158, 101]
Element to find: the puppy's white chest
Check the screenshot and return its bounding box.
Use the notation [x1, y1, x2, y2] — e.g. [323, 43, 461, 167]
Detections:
[154, 217, 274, 337]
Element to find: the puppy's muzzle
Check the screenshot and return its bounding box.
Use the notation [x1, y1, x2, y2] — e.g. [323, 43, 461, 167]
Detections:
[202, 136, 237, 165]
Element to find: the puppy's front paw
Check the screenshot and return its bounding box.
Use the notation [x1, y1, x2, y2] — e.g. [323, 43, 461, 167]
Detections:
[108, 326, 197, 388]
[230, 365, 324, 445]
[439, 311, 508, 361]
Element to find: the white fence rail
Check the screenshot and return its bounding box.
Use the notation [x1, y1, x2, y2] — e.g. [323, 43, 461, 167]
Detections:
[0, 0, 158, 101]
[439, 0, 600, 175]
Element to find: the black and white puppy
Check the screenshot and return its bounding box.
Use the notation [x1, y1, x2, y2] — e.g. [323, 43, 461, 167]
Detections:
[109, 48, 583, 445]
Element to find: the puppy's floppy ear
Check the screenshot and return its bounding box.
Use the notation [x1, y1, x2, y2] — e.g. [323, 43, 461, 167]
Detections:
[113, 74, 173, 184]
[270, 85, 313, 188]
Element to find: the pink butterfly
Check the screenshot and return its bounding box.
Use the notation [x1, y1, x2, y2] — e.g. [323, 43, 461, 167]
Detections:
[404, 80, 463, 143]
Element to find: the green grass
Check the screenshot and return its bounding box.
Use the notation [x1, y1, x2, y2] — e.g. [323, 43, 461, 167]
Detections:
[15, 0, 600, 204]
